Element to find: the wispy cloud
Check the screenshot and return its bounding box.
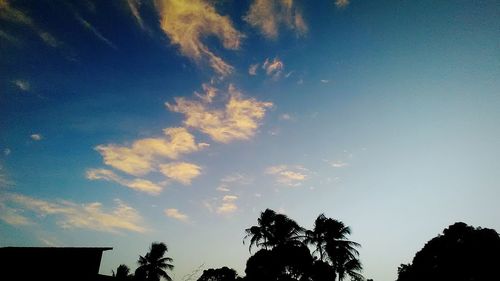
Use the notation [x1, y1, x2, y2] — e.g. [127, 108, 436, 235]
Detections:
[248, 63, 259, 76]
[1, 193, 146, 233]
[266, 165, 309, 187]
[12, 79, 30, 91]
[126, 0, 146, 30]
[0, 202, 31, 226]
[204, 195, 239, 215]
[263, 58, 284, 79]
[279, 113, 293, 121]
[164, 208, 189, 222]
[167, 84, 273, 143]
[74, 14, 117, 49]
[335, 0, 350, 8]
[30, 134, 42, 141]
[155, 0, 243, 76]
[244, 0, 307, 39]
[216, 173, 252, 192]
[159, 162, 201, 185]
[216, 185, 230, 192]
[3, 148, 10, 156]
[86, 168, 162, 195]
[320, 79, 330, 83]
[328, 160, 348, 168]
[0, 0, 60, 47]
[96, 127, 203, 176]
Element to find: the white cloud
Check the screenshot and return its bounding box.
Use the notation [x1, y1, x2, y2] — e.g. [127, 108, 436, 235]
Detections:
[0, 202, 31, 225]
[164, 208, 189, 222]
[266, 165, 308, 187]
[279, 113, 293, 121]
[248, 63, 259, 75]
[74, 13, 117, 49]
[3, 148, 10, 156]
[217, 195, 238, 215]
[216, 185, 230, 192]
[320, 79, 329, 83]
[86, 168, 162, 195]
[262, 58, 284, 79]
[1, 193, 147, 233]
[12, 80, 30, 91]
[335, 0, 350, 8]
[166, 84, 273, 143]
[244, 0, 307, 39]
[159, 162, 201, 185]
[204, 195, 238, 215]
[30, 134, 42, 141]
[95, 127, 202, 176]
[155, 0, 243, 76]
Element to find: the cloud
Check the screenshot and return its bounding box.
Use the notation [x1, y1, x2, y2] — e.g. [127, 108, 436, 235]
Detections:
[12, 80, 30, 91]
[4, 148, 10, 156]
[220, 173, 253, 184]
[279, 113, 293, 121]
[320, 79, 329, 83]
[74, 14, 117, 49]
[30, 134, 42, 141]
[266, 165, 308, 187]
[155, 0, 243, 76]
[217, 195, 238, 214]
[166, 84, 273, 143]
[244, 0, 307, 39]
[0, 202, 31, 225]
[86, 168, 162, 195]
[248, 63, 259, 75]
[96, 127, 202, 176]
[159, 162, 201, 185]
[216, 185, 230, 192]
[1, 193, 146, 233]
[0, 0, 60, 47]
[126, 0, 146, 30]
[335, 0, 350, 8]
[204, 195, 238, 215]
[263, 58, 284, 79]
[164, 208, 189, 222]
[326, 160, 348, 168]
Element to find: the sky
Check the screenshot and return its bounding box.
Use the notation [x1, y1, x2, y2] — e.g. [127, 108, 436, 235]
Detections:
[1, 0, 499, 280]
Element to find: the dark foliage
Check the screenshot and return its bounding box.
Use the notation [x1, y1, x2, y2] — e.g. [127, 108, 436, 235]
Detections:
[197, 266, 240, 281]
[396, 222, 500, 281]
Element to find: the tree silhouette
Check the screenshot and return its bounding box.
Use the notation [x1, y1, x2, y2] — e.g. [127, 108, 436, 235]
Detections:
[396, 222, 500, 281]
[136, 242, 174, 281]
[196, 267, 240, 281]
[244, 209, 304, 252]
[304, 214, 362, 280]
[113, 264, 133, 280]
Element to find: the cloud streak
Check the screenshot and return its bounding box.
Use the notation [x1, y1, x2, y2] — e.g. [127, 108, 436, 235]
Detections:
[155, 0, 242, 76]
[86, 168, 163, 195]
[244, 0, 307, 39]
[1, 193, 146, 233]
[167, 84, 273, 143]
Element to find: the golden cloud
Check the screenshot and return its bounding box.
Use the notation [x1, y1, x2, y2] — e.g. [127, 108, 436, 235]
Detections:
[164, 208, 189, 222]
[335, 0, 350, 8]
[2, 193, 146, 233]
[155, 0, 243, 76]
[159, 162, 201, 185]
[96, 127, 202, 176]
[86, 168, 162, 195]
[166, 84, 273, 143]
[244, 0, 307, 39]
[266, 165, 308, 187]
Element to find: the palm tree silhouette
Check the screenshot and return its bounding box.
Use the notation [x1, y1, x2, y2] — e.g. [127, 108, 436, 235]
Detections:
[305, 214, 362, 280]
[244, 209, 303, 252]
[113, 264, 132, 280]
[136, 242, 174, 281]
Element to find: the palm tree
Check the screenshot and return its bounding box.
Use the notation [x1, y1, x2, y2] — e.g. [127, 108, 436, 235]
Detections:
[136, 242, 174, 281]
[113, 264, 132, 280]
[244, 209, 304, 252]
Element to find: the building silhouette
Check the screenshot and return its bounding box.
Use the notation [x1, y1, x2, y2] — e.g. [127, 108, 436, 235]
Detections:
[0, 246, 113, 281]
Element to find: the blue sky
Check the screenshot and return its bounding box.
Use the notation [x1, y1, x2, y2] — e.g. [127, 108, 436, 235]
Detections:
[1, 0, 499, 280]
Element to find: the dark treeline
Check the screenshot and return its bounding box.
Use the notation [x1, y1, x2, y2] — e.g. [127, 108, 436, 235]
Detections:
[114, 209, 500, 281]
